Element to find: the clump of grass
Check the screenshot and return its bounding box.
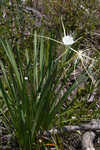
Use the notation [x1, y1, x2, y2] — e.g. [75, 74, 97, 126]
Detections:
[0, 29, 90, 149]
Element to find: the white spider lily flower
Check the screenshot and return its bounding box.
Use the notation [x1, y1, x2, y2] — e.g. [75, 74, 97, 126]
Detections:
[61, 17, 74, 46]
[62, 35, 74, 46]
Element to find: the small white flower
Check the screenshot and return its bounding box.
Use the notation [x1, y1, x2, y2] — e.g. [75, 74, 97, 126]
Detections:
[62, 35, 74, 46]
[24, 76, 28, 80]
[72, 116, 76, 119]
[61, 17, 74, 46]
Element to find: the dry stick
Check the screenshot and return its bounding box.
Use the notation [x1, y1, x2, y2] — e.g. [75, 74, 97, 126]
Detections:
[44, 119, 100, 136]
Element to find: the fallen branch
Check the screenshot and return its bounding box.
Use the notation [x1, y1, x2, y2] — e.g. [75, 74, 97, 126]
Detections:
[44, 119, 100, 136]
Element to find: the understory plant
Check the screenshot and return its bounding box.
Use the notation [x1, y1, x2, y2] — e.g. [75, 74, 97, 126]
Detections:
[0, 30, 93, 150]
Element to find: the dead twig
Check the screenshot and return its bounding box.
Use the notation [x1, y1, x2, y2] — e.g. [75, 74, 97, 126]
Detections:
[44, 120, 100, 136]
